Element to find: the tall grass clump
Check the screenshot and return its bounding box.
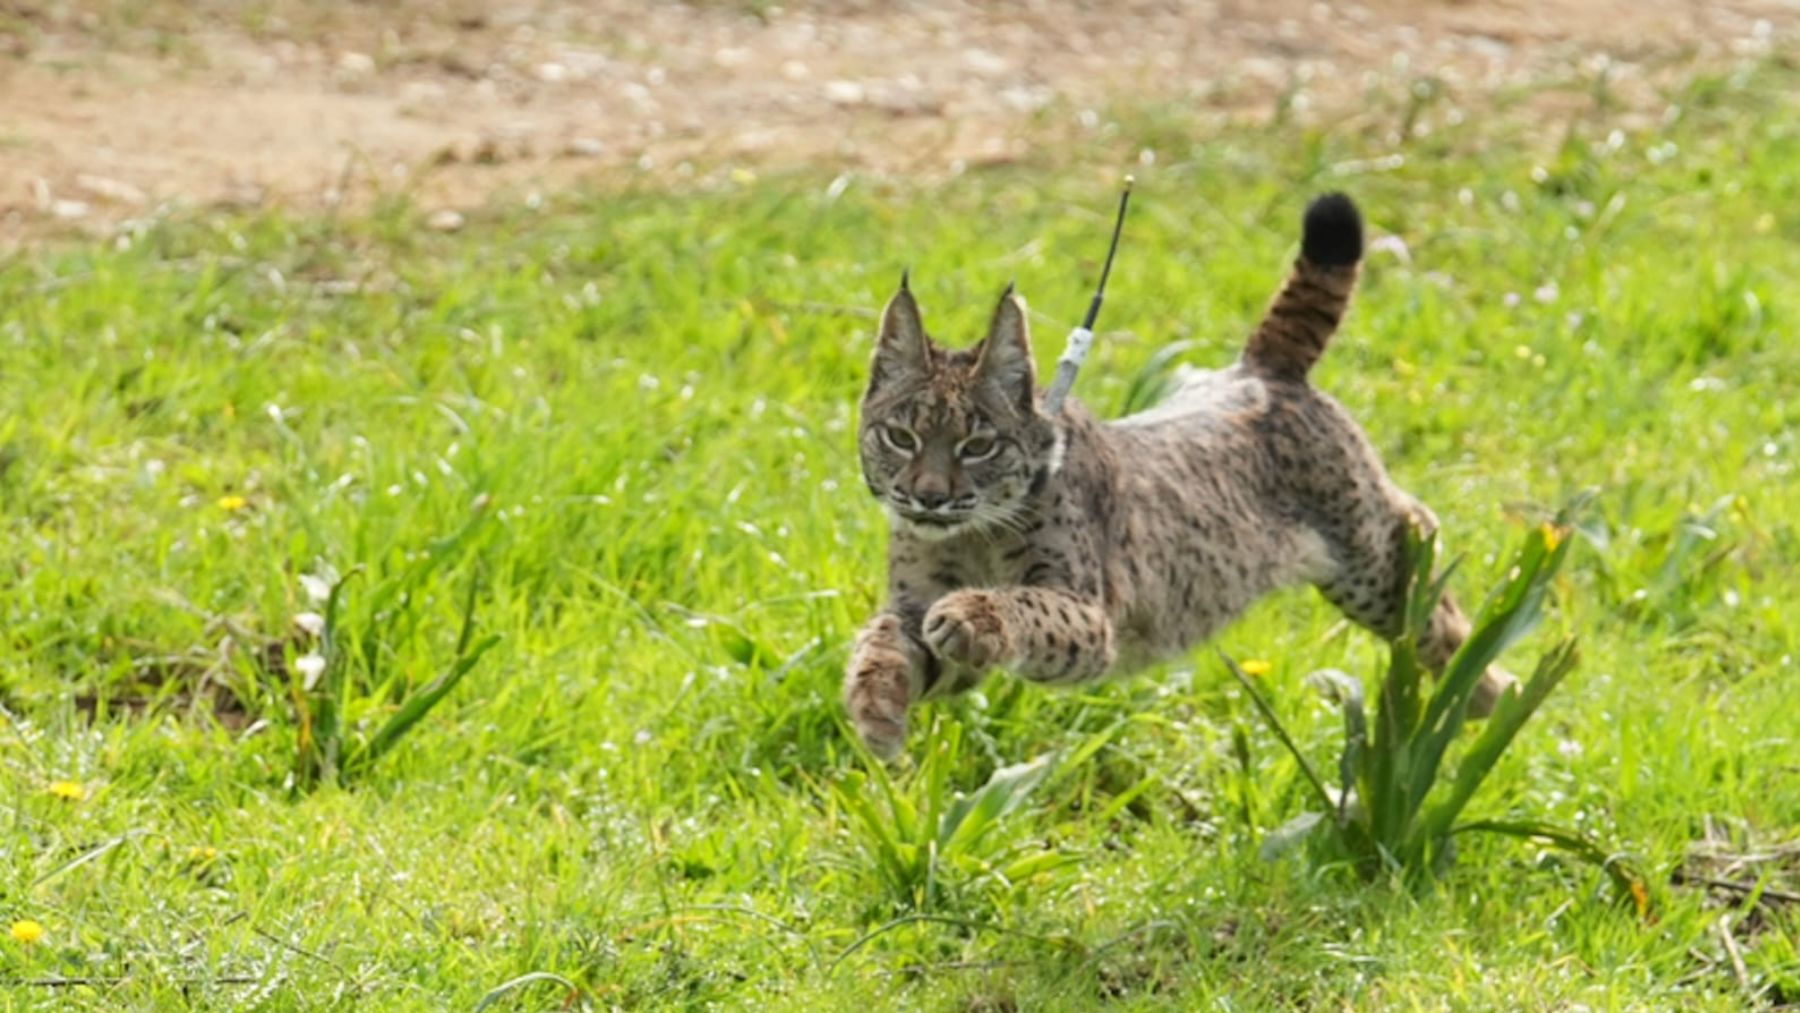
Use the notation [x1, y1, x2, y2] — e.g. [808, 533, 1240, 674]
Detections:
[834, 721, 1075, 915]
[1230, 502, 1645, 907]
[289, 512, 501, 792]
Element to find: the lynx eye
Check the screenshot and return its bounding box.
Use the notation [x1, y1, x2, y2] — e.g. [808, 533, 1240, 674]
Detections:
[958, 433, 999, 461]
[881, 425, 920, 454]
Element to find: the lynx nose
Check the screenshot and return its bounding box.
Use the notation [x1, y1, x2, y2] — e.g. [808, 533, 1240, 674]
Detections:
[912, 487, 949, 510]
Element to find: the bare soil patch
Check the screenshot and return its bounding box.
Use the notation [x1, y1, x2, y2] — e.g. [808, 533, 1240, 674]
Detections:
[2, 0, 1794, 238]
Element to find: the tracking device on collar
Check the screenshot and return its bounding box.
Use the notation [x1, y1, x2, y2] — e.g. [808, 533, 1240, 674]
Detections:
[1042, 176, 1134, 416]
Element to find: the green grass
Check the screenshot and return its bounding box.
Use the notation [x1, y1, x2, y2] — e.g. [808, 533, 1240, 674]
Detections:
[1228, 511, 1642, 901]
[3, 60, 1799, 1010]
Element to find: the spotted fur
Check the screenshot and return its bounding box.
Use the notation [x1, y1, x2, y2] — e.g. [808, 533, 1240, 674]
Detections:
[845, 193, 1515, 760]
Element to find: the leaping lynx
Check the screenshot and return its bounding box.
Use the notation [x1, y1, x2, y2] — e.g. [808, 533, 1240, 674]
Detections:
[844, 193, 1515, 759]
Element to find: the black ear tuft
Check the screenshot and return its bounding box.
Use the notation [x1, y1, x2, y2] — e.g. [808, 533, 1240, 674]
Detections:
[899, 267, 911, 292]
[1301, 193, 1363, 267]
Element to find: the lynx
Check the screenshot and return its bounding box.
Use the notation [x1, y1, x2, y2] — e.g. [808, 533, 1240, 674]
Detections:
[844, 193, 1515, 759]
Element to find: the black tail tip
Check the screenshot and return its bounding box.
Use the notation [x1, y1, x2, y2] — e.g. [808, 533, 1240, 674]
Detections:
[1301, 192, 1363, 267]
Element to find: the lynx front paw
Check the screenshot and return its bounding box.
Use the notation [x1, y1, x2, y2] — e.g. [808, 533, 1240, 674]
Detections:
[844, 620, 917, 761]
[922, 591, 1012, 670]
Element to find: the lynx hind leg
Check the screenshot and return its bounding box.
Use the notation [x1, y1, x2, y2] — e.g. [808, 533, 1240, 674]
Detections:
[1315, 493, 1517, 716]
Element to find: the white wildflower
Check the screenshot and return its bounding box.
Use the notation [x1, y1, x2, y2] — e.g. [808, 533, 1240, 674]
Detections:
[1367, 234, 1412, 265]
[299, 574, 332, 604]
[294, 653, 327, 691]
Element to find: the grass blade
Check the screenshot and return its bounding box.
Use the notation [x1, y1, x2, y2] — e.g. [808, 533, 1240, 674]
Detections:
[1417, 638, 1580, 844]
[1305, 667, 1367, 824]
[1222, 650, 1335, 815]
[1453, 817, 1647, 914]
[1407, 525, 1570, 812]
[471, 971, 579, 1012]
[347, 633, 500, 776]
[1117, 340, 1197, 415]
[357, 509, 493, 684]
[345, 565, 500, 776]
[1366, 528, 1444, 847]
[833, 771, 914, 903]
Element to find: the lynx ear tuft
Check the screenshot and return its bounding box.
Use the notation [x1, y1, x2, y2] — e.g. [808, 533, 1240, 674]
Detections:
[870, 284, 930, 388]
[975, 288, 1036, 412]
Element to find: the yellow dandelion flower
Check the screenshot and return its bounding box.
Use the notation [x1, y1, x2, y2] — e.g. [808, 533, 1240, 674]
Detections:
[1239, 658, 1273, 678]
[1540, 522, 1563, 552]
[47, 780, 85, 801]
[189, 846, 220, 861]
[10, 920, 45, 944]
[217, 494, 249, 512]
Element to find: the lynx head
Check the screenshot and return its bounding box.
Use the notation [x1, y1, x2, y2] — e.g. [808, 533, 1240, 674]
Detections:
[858, 277, 1062, 540]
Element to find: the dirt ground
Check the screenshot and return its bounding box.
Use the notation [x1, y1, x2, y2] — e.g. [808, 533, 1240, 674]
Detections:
[1, 0, 1795, 238]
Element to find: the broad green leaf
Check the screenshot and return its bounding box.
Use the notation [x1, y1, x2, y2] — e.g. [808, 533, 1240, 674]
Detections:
[997, 849, 1080, 883]
[1417, 639, 1579, 844]
[937, 752, 1056, 856]
[1408, 525, 1571, 813]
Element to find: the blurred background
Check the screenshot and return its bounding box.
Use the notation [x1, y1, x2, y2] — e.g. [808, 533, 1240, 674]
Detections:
[3, 0, 1793, 240]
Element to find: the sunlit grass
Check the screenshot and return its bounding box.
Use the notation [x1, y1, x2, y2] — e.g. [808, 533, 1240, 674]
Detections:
[1230, 508, 1647, 908]
[1, 61, 1797, 1009]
